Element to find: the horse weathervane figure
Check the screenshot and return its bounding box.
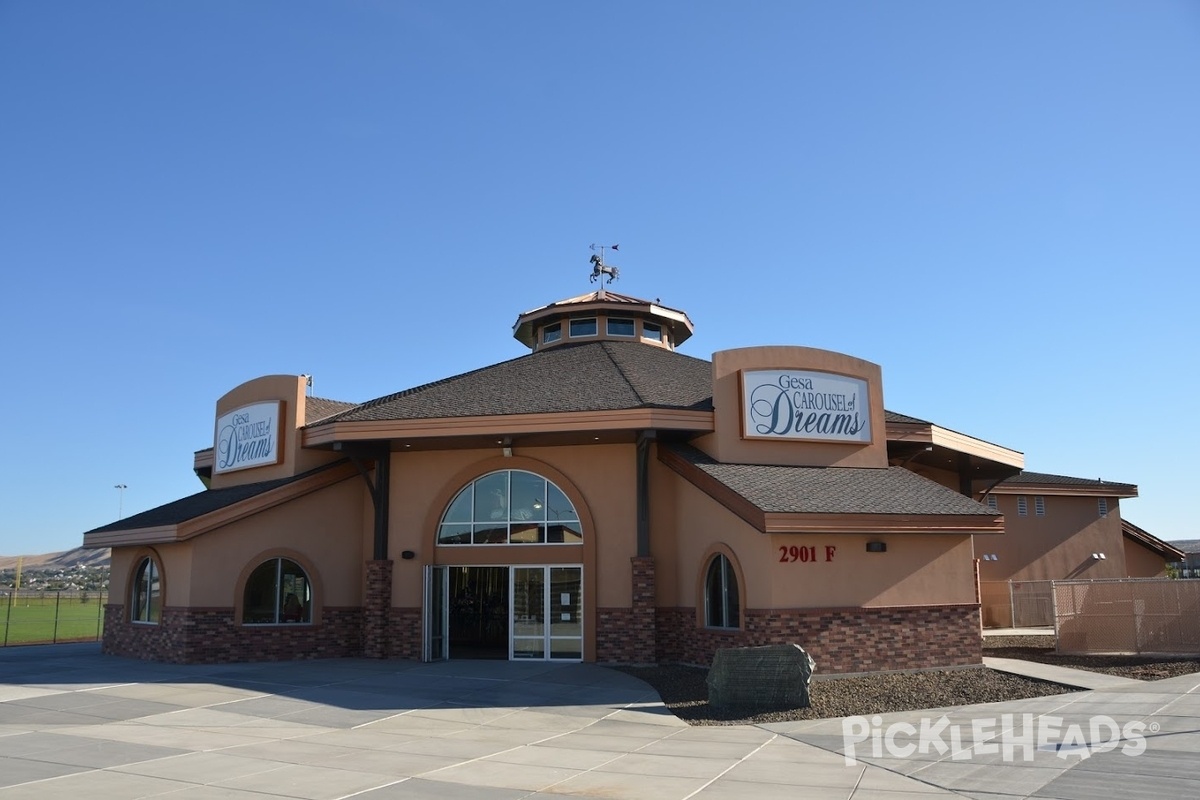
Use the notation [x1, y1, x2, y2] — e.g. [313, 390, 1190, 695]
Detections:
[589, 243, 620, 294]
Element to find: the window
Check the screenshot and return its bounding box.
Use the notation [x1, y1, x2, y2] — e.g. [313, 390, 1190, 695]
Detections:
[243, 558, 311, 624]
[131, 557, 161, 624]
[1017, 496, 1028, 516]
[985, 495, 998, 511]
[1099, 498, 1108, 518]
[569, 317, 597, 338]
[1035, 496, 1045, 516]
[438, 470, 582, 545]
[607, 317, 635, 337]
[543, 322, 561, 344]
[641, 321, 662, 342]
[704, 554, 740, 629]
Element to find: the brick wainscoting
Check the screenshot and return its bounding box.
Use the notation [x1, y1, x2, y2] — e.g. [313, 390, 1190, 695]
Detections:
[102, 605, 363, 663]
[595, 557, 658, 664]
[656, 604, 982, 674]
[387, 607, 422, 660]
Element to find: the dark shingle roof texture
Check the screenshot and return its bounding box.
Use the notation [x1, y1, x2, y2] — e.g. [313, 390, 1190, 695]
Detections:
[85, 461, 349, 534]
[665, 444, 998, 516]
[315, 341, 715, 424]
[1000, 471, 1135, 493]
[305, 396, 357, 424]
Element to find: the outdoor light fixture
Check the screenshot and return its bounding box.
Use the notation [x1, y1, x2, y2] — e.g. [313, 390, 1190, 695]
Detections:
[982, 554, 1000, 561]
[866, 541, 887, 553]
[401, 550, 416, 560]
[1092, 552, 1107, 560]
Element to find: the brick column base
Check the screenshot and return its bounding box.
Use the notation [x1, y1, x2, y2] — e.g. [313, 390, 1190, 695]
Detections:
[630, 556, 657, 660]
[363, 560, 394, 659]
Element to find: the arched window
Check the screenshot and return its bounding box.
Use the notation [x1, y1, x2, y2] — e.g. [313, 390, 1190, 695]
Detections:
[704, 553, 740, 629]
[131, 557, 161, 624]
[438, 470, 581, 545]
[243, 558, 311, 625]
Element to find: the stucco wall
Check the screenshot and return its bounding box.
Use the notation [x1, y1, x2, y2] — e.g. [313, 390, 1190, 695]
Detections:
[977, 494, 1126, 582]
[662, 465, 977, 610]
[1124, 536, 1169, 577]
[185, 475, 366, 608]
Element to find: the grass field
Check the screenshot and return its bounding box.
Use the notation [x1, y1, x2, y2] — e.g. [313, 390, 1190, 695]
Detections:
[1, 592, 107, 645]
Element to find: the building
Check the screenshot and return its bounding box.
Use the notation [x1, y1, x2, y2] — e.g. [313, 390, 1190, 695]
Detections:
[83, 271, 1178, 670]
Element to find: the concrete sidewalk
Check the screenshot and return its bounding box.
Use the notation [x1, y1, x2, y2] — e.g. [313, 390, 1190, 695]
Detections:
[1, 644, 1198, 799]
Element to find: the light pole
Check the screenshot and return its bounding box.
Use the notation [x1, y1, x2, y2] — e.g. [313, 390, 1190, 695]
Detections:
[114, 484, 127, 519]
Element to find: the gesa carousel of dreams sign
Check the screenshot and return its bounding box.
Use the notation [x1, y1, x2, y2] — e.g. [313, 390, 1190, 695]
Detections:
[742, 369, 871, 443]
[214, 401, 282, 474]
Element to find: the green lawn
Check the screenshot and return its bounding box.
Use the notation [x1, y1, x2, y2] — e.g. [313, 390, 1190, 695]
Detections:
[1, 593, 106, 645]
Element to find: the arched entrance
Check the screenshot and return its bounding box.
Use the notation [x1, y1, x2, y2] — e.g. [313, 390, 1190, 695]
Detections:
[424, 468, 585, 661]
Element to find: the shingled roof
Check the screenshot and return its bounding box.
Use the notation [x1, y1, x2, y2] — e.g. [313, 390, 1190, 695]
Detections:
[661, 443, 999, 517]
[85, 460, 351, 535]
[998, 471, 1136, 495]
[310, 341, 715, 425]
[305, 396, 357, 424]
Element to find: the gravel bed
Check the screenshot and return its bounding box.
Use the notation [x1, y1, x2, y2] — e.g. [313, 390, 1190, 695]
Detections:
[619, 636, 1200, 726]
[616, 664, 1075, 726]
[984, 635, 1200, 681]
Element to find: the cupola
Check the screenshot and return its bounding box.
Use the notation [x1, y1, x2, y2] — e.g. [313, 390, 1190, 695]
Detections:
[512, 247, 694, 352]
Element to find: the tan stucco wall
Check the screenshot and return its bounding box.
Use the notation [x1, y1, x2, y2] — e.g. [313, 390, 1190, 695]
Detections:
[1123, 537, 1169, 577]
[210, 375, 341, 489]
[110, 543, 193, 610]
[701, 346, 888, 469]
[184, 476, 366, 607]
[662, 468, 977, 609]
[976, 495, 1126, 582]
[387, 444, 636, 609]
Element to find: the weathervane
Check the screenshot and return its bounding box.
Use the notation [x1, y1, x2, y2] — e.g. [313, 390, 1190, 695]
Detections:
[588, 243, 620, 288]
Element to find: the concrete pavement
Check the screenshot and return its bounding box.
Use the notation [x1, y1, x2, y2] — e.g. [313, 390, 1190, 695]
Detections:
[0, 643, 1197, 799]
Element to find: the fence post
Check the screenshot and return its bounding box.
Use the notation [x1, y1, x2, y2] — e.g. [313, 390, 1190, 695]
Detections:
[96, 591, 104, 642]
[3, 590, 11, 647]
[52, 591, 60, 644]
[1009, 580, 1016, 629]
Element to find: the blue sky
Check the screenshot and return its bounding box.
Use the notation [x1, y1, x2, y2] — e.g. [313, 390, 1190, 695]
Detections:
[1, 1, 1197, 555]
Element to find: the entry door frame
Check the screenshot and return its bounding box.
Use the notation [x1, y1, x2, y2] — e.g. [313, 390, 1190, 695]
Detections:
[509, 564, 584, 662]
[422, 565, 448, 662]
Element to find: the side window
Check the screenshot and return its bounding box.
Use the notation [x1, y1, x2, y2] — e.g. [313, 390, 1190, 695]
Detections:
[543, 322, 562, 344]
[243, 558, 311, 625]
[131, 556, 161, 624]
[704, 553, 740, 629]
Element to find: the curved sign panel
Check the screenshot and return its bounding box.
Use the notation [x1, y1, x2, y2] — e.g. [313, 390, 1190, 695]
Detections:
[742, 369, 871, 443]
[214, 401, 283, 474]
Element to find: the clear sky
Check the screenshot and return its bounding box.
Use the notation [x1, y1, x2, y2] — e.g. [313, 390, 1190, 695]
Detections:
[1, 1, 1197, 555]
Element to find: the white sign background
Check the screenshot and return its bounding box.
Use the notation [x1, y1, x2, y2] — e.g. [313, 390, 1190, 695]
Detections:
[742, 369, 871, 443]
[214, 401, 282, 474]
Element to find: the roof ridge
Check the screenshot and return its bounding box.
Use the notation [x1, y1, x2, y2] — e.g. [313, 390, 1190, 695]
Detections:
[599, 341, 648, 407]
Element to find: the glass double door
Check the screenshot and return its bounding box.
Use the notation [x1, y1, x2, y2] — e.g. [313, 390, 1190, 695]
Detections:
[424, 565, 582, 661]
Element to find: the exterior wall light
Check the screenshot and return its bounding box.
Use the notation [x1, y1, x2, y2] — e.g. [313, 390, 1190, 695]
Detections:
[866, 541, 887, 553]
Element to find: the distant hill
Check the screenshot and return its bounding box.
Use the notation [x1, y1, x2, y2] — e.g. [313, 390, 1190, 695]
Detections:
[0, 547, 111, 571]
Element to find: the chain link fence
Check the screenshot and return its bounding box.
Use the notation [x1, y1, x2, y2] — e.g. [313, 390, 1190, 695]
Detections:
[979, 580, 1056, 628]
[1054, 578, 1200, 655]
[0, 590, 108, 646]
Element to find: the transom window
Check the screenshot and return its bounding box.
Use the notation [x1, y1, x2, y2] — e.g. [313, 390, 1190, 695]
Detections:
[607, 317, 635, 337]
[438, 470, 582, 545]
[131, 557, 161, 624]
[704, 553, 740, 629]
[543, 322, 562, 344]
[243, 558, 311, 625]
[569, 317, 597, 338]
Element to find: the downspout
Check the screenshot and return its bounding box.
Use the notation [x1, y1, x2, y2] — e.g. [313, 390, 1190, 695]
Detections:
[636, 431, 656, 557]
